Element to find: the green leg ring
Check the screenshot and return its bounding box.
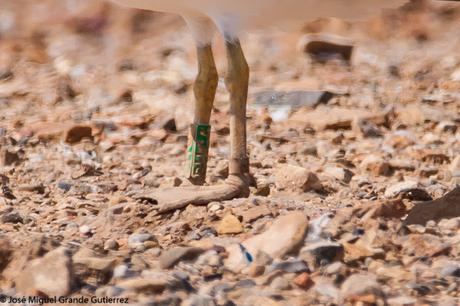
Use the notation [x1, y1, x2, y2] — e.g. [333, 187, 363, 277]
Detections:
[186, 123, 211, 184]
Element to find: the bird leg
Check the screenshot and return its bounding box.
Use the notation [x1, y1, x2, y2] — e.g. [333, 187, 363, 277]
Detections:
[133, 40, 250, 213]
[225, 39, 250, 177]
[186, 45, 218, 185]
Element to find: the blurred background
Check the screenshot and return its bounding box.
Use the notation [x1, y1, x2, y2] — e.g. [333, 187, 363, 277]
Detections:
[1, 0, 459, 129]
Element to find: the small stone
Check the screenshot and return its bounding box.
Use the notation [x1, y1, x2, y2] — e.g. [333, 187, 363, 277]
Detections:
[104, 239, 119, 251]
[270, 276, 290, 290]
[207, 202, 223, 213]
[73, 248, 116, 273]
[340, 273, 384, 303]
[234, 279, 257, 289]
[0, 69, 13, 81]
[254, 183, 270, 196]
[299, 33, 354, 63]
[325, 262, 345, 275]
[293, 272, 313, 290]
[79, 225, 91, 235]
[217, 214, 243, 235]
[254, 90, 334, 108]
[386, 181, 418, 198]
[128, 232, 157, 251]
[314, 281, 340, 299]
[58, 181, 72, 192]
[438, 218, 460, 232]
[268, 259, 309, 273]
[159, 247, 204, 269]
[436, 121, 457, 133]
[300, 241, 344, 269]
[324, 166, 354, 183]
[65, 125, 93, 144]
[113, 265, 129, 279]
[275, 164, 322, 192]
[1, 148, 20, 166]
[239, 206, 272, 223]
[1, 211, 23, 224]
[360, 155, 391, 176]
[440, 262, 460, 278]
[247, 264, 265, 277]
[387, 296, 417, 306]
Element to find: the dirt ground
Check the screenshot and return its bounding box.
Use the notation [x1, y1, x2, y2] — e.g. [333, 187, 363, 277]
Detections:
[0, 0, 459, 305]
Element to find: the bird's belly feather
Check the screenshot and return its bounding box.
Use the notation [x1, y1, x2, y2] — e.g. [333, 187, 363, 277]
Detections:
[111, 0, 408, 30]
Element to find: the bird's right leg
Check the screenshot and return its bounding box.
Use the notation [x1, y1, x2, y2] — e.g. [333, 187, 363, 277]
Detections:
[186, 45, 218, 185]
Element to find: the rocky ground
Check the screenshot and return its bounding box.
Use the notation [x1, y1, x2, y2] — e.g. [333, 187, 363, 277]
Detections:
[0, 0, 459, 305]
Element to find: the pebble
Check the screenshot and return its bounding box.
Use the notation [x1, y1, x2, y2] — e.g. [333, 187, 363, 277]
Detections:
[128, 232, 157, 251]
[300, 241, 344, 269]
[1, 211, 23, 224]
[104, 239, 119, 251]
[293, 272, 313, 289]
[274, 164, 322, 192]
[217, 214, 243, 235]
[440, 262, 460, 278]
[324, 166, 354, 183]
[79, 225, 92, 235]
[340, 273, 384, 302]
[270, 276, 290, 290]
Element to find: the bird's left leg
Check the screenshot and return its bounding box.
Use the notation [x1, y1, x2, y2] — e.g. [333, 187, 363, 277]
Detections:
[186, 44, 218, 185]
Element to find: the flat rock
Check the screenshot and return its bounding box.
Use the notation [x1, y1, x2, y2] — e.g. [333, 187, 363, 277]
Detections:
[73, 248, 116, 272]
[404, 187, 460, 225]
[238, 206, 272, 223]
[267, 259, 309, 273]
[225, 212, 308, 272]
[159, 247, 204, 269]
[384, 181, 431, 200]
[254, 90, 334, 109]
[117, 277, 168, 294]
[16, 247, 73, 296]
[289, 107, 377, 131]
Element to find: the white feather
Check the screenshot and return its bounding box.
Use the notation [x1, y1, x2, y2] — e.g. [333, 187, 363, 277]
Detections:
[112, 0, 408, 42]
